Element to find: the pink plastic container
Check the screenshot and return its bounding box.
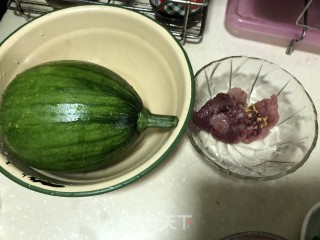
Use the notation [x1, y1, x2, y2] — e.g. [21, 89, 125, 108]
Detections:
[225, 0, 320, 52]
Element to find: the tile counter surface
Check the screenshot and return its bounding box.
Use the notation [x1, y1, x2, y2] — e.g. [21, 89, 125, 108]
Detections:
[1, 1, 320, 240]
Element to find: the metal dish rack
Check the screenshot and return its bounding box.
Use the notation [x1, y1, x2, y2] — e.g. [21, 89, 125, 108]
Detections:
[6, 0, 209, 44]
[287, 0, 320, 54]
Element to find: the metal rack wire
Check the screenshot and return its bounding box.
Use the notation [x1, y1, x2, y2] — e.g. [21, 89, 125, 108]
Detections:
[286, 0, 320, 55]
[6, 0, 209, 44]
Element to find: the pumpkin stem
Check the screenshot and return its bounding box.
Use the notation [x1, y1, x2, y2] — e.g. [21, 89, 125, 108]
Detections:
[137, 108, 179, 132]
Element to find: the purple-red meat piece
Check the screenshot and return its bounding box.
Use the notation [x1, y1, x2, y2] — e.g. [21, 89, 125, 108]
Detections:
[192, 87, 279, 144]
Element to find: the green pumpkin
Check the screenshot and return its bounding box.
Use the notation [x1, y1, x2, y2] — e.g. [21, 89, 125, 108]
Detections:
[0, 60, 178, 172]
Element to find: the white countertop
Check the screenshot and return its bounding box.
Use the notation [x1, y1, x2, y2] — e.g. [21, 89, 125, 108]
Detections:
[1, 1, 320, 240]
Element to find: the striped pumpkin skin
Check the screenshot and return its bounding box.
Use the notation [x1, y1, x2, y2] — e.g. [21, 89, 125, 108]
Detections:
[0, 61, 152, 172]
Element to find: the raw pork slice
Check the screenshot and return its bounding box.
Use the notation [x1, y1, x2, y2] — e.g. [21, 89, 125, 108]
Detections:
[192, 87, 279, 144]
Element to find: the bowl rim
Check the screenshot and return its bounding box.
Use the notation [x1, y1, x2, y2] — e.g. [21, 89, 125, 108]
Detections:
[222, 231, 287, 240]
[300, 201, 320, 240]
[188, 55, 318, 181]
[0, 5, 195, 197]
[223, 231, 286, 240]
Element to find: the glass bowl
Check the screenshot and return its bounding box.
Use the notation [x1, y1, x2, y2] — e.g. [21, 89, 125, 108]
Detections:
[188, 56, 318, 180]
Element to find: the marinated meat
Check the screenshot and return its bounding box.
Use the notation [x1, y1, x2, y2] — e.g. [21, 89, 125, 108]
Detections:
[192, 87, 279, 144]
